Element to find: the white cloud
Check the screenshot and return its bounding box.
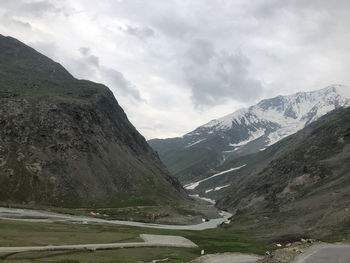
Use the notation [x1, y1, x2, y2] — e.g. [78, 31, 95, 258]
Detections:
[1, 0, 350, 139]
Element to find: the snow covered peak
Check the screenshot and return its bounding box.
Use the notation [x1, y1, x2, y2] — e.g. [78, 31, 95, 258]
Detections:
[330, 84, 350, 98]
[184, 85, 350, 149]
[202, 108, 248, 130]
[199, 85, 350, 132]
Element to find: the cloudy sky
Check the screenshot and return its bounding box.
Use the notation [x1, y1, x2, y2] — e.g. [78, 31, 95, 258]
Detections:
[1, 0, 350, 139]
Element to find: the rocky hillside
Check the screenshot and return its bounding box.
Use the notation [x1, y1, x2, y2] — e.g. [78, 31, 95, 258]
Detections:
[0, 34, 187, 208]
[217, 106, 350, 238]
[149, 86, 350, 184]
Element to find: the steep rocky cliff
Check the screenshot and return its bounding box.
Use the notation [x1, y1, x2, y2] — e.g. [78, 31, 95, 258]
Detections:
[0, 35, 186, 207]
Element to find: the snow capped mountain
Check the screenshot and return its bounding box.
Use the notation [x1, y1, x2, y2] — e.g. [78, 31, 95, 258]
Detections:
[149, 84, 350, 184]
[185, 85, 350, 151]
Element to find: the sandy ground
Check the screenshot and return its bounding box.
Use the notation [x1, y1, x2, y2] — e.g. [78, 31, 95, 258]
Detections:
[0, 234, 197, 253]
[191, 252, 262, 263]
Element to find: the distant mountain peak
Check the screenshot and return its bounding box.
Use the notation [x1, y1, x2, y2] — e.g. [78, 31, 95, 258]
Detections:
[200, 85, 350, 133]
[149, 85, 350, 184]
[186, 85, 350, 147]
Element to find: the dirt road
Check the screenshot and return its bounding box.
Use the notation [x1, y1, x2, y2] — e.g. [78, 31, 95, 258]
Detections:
[0, 234, 197, 253]
[292, 244, 350, 263]
[0, 207, 232, 230]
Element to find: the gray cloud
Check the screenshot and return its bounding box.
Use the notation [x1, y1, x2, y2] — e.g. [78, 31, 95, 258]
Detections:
[2, 0, 350, 138]
[1, 0, 58, 17]
[30, 40, 57, 59]
[65, 47, 99, 78]
[153, 14, 195, 39]
[78, 47, 91, 56]
[78, 47, 99, 68]
[18, 0, 57, 17]
[184, 39, 263, 108]
[253, 0, 350, 14]
[0, 15, 32, 30]
[99, 67, 142, 101]
[123, 25, 155, 40]
[185, 39, 215, 64]
[72, 47, 142, 101]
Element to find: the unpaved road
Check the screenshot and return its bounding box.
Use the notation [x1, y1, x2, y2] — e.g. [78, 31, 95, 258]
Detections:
[292, 244, 350, 263]
[0, 234, 197, 253]
[0, 207, 232, 230]
[192, 252, 261, 263]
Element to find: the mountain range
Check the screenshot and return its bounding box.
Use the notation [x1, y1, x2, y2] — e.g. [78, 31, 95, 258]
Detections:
[149, 85, 350, 193]
[1, 33, 349, 242]
[149, 83, 350, 238]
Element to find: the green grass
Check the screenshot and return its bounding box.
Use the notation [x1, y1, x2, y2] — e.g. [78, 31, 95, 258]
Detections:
[322, 219, 350, 243]
[0, 220, 142, 247]
[0, 247, 197, 263]
[0, 218, 271, 262]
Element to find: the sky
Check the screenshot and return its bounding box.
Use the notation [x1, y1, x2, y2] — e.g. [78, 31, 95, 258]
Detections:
[1, 0, 350, 139]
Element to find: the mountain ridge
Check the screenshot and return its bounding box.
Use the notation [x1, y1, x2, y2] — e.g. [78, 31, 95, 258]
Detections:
[0, 34, 187, 208]
[149, 85, 350, 184]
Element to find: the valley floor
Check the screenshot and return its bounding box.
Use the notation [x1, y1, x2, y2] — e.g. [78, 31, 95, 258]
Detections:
[0, 207, 231, 230]
[1, 209, 349, 262]
[0, 217, 269, 262]
[0, 234, 197, 253]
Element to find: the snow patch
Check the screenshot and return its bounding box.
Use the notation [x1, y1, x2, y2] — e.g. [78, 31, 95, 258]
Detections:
[184, 165, 246, 190]
[223, 149, 239, 153]
[229, 128, 265, 147]
[189, 194, 215, 204]
[185, 138, 207, 148]
[202, 108, 248, 131]
[214, 184, 230, 191]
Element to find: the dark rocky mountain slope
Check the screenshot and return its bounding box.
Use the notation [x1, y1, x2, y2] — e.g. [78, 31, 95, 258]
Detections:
[217, 107, 350, 238]
[0, 35, 187, 208]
